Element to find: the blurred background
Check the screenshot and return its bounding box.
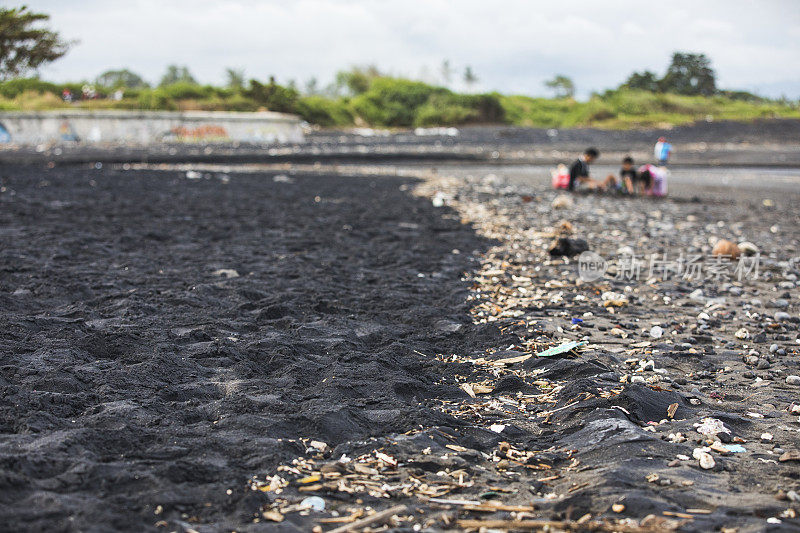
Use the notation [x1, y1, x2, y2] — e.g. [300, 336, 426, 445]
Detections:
[1, 0, 798, 130]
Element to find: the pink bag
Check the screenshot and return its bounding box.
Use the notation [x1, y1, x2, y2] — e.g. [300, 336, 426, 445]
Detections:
[551, 165, 570, 189]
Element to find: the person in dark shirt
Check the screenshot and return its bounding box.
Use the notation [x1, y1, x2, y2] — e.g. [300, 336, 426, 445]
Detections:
[569, 147, 614, 191]
[619, 156, 637, 193]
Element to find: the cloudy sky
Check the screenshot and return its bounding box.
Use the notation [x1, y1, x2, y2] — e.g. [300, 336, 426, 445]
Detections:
[24, 0, 800, 98]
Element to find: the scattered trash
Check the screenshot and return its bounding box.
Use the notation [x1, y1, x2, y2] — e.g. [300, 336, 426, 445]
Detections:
[722, 444, 746, 453]
[695, 418, 730, 436]
[185, 170, 202, 179]
[536, 340, 586, 357]
[212, 269, 239, 278]
[326, 505, 408, 533]
[300, 496, 326, 511]
[737, 241, 759, 256]
[309, 440, 328, 452]
[667, 403, 678, 419]
[432, 191, 447, 207]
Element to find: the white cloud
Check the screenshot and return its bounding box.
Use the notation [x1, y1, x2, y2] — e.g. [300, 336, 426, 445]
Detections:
[23, 0, 800, 98]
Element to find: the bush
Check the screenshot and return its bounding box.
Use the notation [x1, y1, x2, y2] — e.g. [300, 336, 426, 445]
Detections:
[243, 80, 299, 113]
[155, 82, 214, 100]
[295, 96, 352, 126]
[350, 78, 447, 126]
[0, 78, 61, 98]
[414, 97, 477, 126]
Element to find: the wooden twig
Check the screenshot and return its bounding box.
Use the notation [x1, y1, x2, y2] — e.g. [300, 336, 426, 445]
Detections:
[325, 504, 408, 533]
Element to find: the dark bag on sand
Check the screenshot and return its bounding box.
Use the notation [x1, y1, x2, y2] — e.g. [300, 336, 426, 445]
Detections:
[549, 237, 589, 257]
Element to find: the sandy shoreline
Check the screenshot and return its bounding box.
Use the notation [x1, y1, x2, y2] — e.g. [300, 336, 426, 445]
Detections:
[0, 127, 799, 531]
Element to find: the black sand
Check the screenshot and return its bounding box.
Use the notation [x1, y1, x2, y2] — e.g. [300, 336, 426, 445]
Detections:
[0, 165, 501, 530]
[1, 121, 799, 532]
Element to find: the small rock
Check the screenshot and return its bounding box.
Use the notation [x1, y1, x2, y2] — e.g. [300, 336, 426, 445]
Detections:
[757, 359, 771, 370]
[770, 343, 780, 353]
[693, 448, 715, 469]
[775, 311, 791, 321]
[786, 375, 800, 386]
[771, 298, 790, 309]
[717, 432, 732, 443]
[735, 328, 749, 339]
[650, 326, 664, 339]
[689, 289, 705, 301]
[549, 237, 588, 258]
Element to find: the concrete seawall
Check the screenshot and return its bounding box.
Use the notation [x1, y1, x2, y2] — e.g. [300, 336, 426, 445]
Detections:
[0, 110, 304, 145]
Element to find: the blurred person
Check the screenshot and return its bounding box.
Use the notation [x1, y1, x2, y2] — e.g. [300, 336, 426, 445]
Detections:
[638, 163, 668, 196]
[569, 147, 616, 191]
[654, 136, 672, 165]
[608, 155, 638, 193]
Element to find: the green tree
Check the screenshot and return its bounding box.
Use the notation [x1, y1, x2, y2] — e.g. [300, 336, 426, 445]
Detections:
[159, 64, 197, 86]
[95, 68, 148, 88]
[544, 75, 575, 98]
[225, 67, 245, 89]
[659, 52, 716, 96]
[623, 70, 660, 92]
[0, 6, 72, 80]
[242, 77, 298, 113]
[334, 65, 381, 96]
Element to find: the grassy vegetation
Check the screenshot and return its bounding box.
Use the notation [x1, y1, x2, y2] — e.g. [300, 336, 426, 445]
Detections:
[0, 77, 798, 129]
[500, 90, 800, 129]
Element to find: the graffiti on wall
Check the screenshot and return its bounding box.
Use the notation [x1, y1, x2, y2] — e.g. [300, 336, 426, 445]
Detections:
[164, 124, 230, 142]
[0, 122, 10, 143]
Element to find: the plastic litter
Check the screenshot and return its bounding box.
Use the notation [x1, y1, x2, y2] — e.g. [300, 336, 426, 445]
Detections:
[695, 417, 730, 436]
[300, 496, 326, 511]
[536, 340, 586, 357]
[722, 444, 746, 453]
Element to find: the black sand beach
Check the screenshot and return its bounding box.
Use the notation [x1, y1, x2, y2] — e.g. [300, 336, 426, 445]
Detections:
[1, 121, 799, 532]
[0, 165, 501, 530]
